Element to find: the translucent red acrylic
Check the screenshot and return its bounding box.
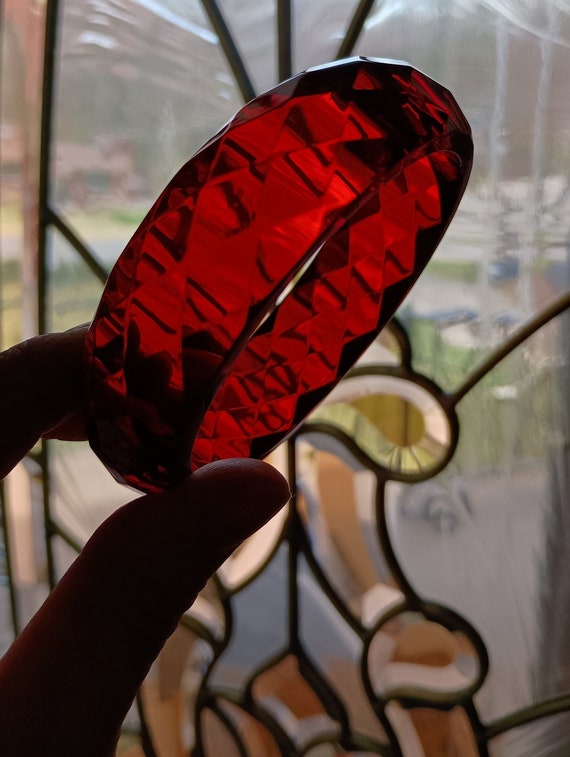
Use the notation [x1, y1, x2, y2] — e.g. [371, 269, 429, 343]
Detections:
[84, 57, 473, 493]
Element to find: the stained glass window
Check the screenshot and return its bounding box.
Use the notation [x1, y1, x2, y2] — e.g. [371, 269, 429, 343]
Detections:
[3, 1, 570, 753]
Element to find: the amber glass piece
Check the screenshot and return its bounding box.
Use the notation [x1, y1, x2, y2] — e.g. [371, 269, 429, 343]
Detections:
[85, 57, 473, 492]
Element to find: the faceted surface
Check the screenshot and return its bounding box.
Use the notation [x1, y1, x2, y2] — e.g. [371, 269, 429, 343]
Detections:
[84, 57, 473, 493]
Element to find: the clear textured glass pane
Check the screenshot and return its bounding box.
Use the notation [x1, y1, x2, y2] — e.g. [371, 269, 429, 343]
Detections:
[386, 702, 478, 756]
[2, 1, 43, 344]
[43, 229, 129, 553]
[201, 707, 243, 757]
[52, 533, 80, 583]
[489, 711, 570, 757]
[387, 309, 570, 725]
[50, 439, 132, 544]
[295, 439, 397, 612]
[252, 653, 341, 747]
[355, 1, 570, 390]
[293, 0, 363, 71]
[2, 457, 50, 630]
[0, 251, 24, 350]
[209, 544, 288, 690]
[298, 558, 388, 746]
[46, 228, 104, 332]
[52, 0, 244, 268]
[218, 0, 277, 93]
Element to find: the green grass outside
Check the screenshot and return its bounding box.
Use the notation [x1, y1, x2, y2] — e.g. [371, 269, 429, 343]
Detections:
[406, 317, 481, 391]
[0, 257, 103, 346]
[1, 202, 146, 240]
[400, 314, 558, 472]
[64, 207, 146, 240]
[427, 258, 479, 283]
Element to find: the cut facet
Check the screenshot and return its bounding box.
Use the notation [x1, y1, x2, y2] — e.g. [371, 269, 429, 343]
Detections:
[85, 57, 473, 493]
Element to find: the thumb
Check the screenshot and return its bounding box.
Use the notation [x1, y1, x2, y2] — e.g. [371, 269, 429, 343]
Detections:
[0, 458, 290, 757]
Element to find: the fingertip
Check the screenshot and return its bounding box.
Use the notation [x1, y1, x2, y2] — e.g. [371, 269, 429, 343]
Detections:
[190, 457, 290, 501]
[179, 457, 291, 544]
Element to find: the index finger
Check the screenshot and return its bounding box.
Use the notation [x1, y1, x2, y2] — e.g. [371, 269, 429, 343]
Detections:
[0, 326, 88, 480]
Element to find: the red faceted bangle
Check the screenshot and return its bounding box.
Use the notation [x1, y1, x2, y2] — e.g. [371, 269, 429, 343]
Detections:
[84, 57, 473, 493]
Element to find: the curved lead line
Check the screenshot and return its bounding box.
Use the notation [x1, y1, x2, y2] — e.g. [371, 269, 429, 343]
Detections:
[484, 691, 570, 741]
[447, 290, 570, 409]
[364, 619, 487, 704]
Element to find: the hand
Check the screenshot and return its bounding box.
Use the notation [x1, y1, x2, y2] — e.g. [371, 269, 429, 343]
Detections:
[0, 328, 290, 756]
